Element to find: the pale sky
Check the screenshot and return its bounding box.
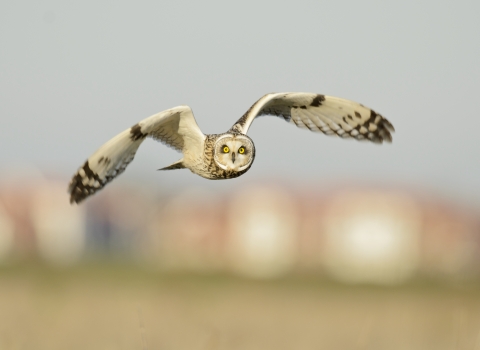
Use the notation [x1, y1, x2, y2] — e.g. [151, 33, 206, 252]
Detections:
[1, 1, 479, 205]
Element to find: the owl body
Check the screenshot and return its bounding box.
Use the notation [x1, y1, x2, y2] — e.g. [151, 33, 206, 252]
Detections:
[68, 92, 394, 204]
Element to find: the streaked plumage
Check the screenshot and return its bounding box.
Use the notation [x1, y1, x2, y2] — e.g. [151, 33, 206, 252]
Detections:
[68, 92, 394, 204]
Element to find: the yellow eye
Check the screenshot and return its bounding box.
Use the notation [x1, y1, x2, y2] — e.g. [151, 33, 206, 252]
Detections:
[223, 146, 230, 153]
[238, 147, 245, 154]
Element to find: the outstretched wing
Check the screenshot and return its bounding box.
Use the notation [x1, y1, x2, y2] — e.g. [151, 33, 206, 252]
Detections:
[229, 92, 394, 143]
[68, 105, 205, 204]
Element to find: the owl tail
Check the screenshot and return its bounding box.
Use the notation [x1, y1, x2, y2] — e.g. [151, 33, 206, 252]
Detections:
[158, 159, 185, 171]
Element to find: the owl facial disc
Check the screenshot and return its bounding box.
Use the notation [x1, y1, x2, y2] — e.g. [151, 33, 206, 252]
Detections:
[214, 134, 254, 171]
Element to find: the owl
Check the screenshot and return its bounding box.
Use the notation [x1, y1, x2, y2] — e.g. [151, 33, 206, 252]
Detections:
[68, 92, 394, 204]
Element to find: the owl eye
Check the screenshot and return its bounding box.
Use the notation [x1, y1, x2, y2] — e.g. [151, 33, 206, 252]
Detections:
[238, 147, 245, 154]
[222, 146, 230, 153]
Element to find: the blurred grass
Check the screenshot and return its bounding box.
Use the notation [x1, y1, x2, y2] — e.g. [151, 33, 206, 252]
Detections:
[1, 261, 480, 350]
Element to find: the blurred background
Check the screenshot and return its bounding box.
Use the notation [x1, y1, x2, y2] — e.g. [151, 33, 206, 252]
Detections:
[1, 1, 480, 349]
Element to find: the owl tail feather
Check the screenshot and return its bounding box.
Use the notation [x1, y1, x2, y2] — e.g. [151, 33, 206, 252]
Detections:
[158, 159, 185, 171]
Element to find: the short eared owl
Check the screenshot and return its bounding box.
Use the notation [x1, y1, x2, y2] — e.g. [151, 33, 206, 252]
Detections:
[69, 92, 394, 203]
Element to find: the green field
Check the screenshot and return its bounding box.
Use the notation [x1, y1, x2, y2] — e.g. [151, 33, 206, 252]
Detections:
[1, 263, 479, 350]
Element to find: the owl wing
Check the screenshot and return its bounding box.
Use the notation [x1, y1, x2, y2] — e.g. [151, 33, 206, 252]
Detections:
[68, 105, 205, 204]
[229, 92, 394, 143]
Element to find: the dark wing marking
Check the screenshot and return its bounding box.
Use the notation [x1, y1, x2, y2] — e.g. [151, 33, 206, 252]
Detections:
[229, 92, 394, 143]
[68, 106, 205, 204]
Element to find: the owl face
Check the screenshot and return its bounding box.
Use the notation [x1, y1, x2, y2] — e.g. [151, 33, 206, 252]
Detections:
[214, 134, 254, 171]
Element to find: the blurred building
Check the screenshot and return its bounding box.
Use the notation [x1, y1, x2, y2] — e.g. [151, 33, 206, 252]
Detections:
[1, 172, 479, 284]
[0, 202, 14, 262]
[319, 189, 422, 284]
[31, 181, 86, 265]
[0, 173, 86, 265]
[226, 185, 298, 278]
[144, 187, 226, 271]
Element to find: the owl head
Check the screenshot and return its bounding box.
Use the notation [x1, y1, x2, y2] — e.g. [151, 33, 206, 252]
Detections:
[214, 133, 255, 172]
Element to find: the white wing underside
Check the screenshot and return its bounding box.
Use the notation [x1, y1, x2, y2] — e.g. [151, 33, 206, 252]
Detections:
[68, 106, 205, 203]
[229, 92, 394, 143]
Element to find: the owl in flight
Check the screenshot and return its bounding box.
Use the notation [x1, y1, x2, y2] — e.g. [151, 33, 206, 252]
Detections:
[69, 92, 394, 204]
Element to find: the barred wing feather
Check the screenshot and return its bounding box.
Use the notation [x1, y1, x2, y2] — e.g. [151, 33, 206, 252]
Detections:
[68, 106, 204, 204]
[229, 92, 394, 143]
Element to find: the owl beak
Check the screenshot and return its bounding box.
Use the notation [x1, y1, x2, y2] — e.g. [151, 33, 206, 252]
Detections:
[231, 152, 236, 164]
